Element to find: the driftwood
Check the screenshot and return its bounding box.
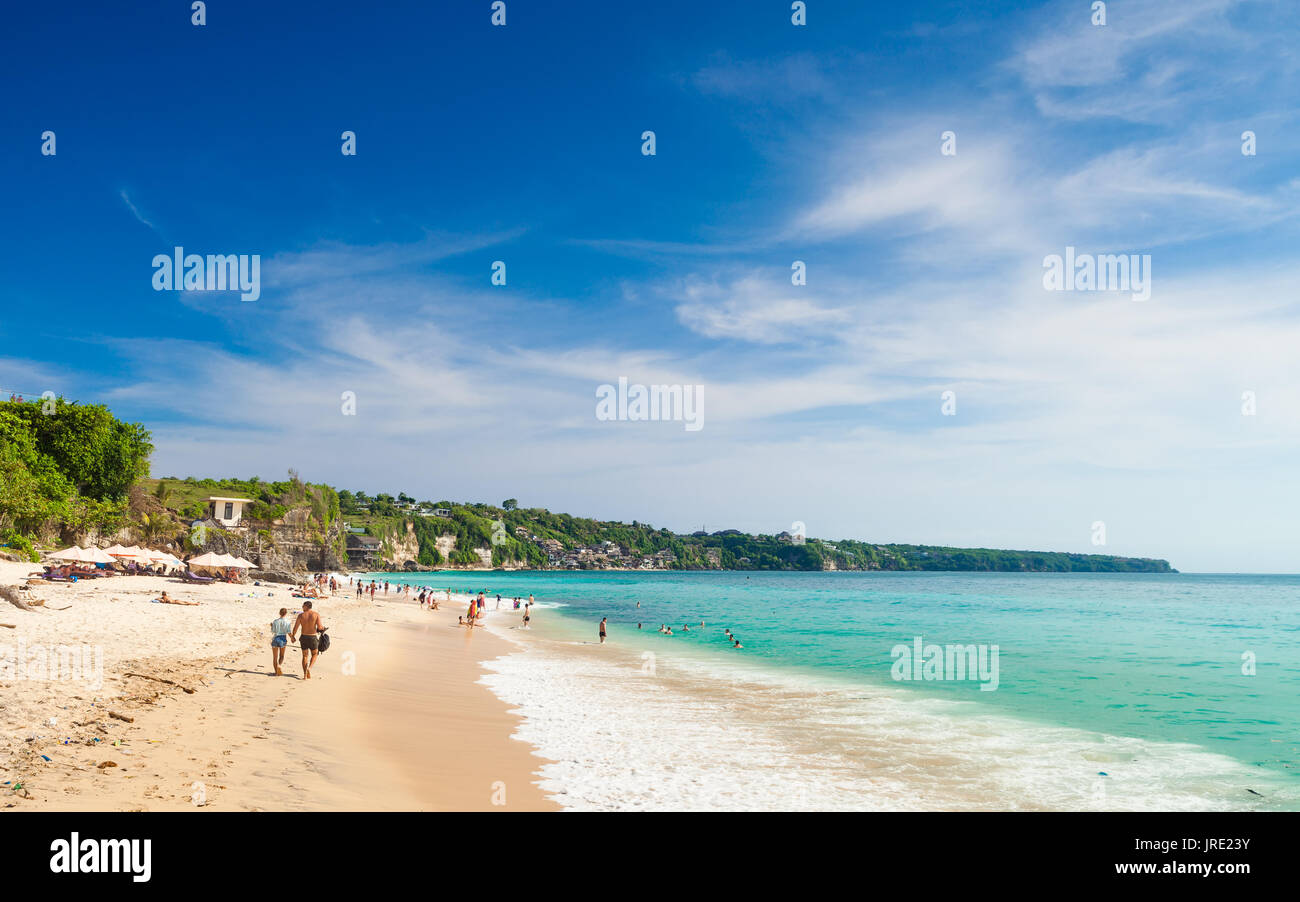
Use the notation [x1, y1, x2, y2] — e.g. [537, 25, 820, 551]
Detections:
[0, 585, 35, 612]
[108, 711, 134, 723]
[124, 672, 196, 694]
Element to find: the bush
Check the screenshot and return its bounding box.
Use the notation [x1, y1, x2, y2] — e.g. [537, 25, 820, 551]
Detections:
[0, 528, 38, 562]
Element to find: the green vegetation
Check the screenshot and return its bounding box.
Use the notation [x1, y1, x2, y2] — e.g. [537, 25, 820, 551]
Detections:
[0, 527, 39, 562]
[333, 492, 1174, 573]
[143, 472, 342, 555]
[0, 397, 152, 544]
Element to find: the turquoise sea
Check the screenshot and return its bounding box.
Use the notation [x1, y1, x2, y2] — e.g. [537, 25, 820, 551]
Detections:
[365, 569, 1300, 810]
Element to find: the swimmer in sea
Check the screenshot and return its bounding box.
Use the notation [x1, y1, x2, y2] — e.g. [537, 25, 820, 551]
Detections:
[733, 639, 743, 649]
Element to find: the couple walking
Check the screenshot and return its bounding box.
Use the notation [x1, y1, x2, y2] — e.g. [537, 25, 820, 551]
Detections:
[270, 600, 327, 678]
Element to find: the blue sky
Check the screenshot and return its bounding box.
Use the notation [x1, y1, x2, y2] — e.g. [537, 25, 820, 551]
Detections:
[3, 0, 1299, 571]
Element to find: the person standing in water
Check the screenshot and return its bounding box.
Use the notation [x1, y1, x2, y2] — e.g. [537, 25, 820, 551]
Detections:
[599, 617, 607, 644]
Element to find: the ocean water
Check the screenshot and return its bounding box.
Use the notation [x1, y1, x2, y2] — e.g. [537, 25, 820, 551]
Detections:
[366, 570, 1300, 811]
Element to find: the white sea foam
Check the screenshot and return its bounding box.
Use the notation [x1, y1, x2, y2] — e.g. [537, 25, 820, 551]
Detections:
[480, 625, 1291, 812]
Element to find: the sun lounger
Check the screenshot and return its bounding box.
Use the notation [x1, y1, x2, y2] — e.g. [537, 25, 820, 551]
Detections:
[183, 571, 215, 584]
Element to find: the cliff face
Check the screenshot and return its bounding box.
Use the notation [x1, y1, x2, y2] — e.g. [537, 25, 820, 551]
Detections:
[345, 520, 424, 571]
[195, 509, 348, 581]
[381, 521, 421, 570]
[430, 534, 495, 570]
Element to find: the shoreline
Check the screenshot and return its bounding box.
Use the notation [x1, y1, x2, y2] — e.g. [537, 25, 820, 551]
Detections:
[0, 563, 556, 811]
[383, 571, 1297, 812]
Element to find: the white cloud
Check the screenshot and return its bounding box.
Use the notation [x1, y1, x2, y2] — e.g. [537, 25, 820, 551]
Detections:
[674, 274, 854, 344]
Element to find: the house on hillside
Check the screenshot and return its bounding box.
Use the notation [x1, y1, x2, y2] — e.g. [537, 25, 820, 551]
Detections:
[203, 497, 252, 528]
[346, 534, 383, 568]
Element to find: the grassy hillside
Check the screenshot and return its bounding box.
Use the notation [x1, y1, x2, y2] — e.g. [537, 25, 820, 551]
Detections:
[333, 491, 1175, 573]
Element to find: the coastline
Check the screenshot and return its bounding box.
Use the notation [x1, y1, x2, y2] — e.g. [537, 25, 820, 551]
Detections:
[0, 562, 556, 811]
[409, 569, 1299, 812]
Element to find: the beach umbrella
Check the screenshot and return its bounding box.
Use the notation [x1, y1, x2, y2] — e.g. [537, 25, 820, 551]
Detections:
[188, 551, 224, 567]
[103, 544, 137, 558]
[232, 556, 258, 569]
[144, 550, 182, 569]
[51, 546, 115, 564]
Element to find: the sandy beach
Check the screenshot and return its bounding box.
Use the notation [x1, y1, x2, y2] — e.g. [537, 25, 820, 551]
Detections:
[0, 561, 557, 811]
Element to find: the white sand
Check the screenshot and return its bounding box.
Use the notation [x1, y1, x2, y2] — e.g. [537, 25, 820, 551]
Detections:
[0, 561, 555, 811]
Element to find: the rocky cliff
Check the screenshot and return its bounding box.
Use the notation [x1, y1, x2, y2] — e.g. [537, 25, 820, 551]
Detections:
[380, 521, 421, 570]
[193, 508, 349, 583]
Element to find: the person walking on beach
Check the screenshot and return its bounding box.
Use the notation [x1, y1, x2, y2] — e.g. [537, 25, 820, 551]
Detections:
[270, 607, 292, 676]
[290, 601, 325, 679]
[599, 617, 607, 644]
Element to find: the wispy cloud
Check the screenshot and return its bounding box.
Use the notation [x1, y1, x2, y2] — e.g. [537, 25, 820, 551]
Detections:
[119, 189, 160, 236]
